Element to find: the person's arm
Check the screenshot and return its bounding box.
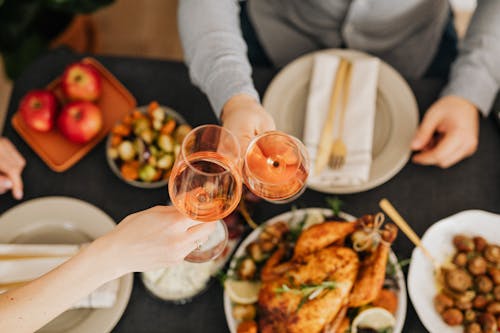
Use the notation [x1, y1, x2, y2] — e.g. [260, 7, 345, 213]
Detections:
[178, 1, 275, 152]
[441, 0, 500, 115]
[412, 1, 500, 168]
[0, 206, 214, 333]
[178, 0, 258, 117]
[0, 137, 25, 199]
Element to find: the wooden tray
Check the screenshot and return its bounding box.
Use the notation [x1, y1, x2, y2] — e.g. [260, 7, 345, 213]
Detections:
[12, 57, 136, 172]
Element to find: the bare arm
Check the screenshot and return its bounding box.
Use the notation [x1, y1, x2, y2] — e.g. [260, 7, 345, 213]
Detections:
[0, 206, 214, 333]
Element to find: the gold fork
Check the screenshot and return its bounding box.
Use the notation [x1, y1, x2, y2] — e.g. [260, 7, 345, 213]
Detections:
[329, 60, 352, 170]
[314, 58, 349, 175]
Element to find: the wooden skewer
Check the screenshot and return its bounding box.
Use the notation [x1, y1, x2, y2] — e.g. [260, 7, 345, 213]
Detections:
[314, 58, 349, 175]
[379, 198, 438, 268]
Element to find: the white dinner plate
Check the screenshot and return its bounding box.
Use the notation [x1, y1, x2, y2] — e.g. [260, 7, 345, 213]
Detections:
[224, 208, 407, 333]
[263, 49, 419, 194]
[0, 197, 133, 333]
[408, 210, 500, 333]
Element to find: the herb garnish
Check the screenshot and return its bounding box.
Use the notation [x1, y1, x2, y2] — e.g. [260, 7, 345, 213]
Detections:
[274, 281, 339, 311]
[326, 197, 343, 217]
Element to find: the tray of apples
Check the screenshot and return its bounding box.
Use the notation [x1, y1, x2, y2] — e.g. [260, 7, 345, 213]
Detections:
[12, 58, 136, 172]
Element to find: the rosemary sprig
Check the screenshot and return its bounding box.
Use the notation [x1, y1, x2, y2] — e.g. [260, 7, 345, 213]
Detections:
[275, 281, 339, 310]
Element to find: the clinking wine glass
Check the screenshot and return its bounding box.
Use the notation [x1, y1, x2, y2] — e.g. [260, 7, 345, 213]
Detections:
[168, 124, 242, 262]
[243, 131, 309, 204]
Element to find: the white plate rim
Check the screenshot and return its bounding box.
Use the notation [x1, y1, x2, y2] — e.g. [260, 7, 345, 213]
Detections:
[0, 196, 133, 333]
[223, 208, 407, 333]
[262, 48, 419, 194]
[407, 209, 500, 333]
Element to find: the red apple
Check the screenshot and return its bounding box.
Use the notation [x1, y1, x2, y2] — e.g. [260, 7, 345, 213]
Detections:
[58, 101, 103, 144]
[19, 89, 58, 132]
[61, 62, 102, 102]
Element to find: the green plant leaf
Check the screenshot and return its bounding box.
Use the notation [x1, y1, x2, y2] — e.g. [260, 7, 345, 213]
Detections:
[326, 197, 343, 217]
[0, 0, 43, 51]
[44, 0, 114, 14]
[3, 32, 46, 79]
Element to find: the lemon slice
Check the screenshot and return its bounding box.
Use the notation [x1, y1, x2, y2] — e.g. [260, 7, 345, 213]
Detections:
[351, 307, 396, 333]
[302, 210, 325, 230]
[225, 279, 261, 304]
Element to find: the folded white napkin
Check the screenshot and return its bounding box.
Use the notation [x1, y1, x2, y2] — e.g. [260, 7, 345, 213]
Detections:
[304, 53, 379, 187]
[0, 244, 119, 309]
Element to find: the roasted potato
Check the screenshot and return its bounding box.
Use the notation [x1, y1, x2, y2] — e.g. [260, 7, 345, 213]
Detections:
[473, 295, 488, 310]
[246, 242, 266, 262]
[237, 258, 257, 280]
[446, 269, 473, 292]
[484, 245, 500, 264]
[473, 236, 488, 252]
[476, 275, 494, 293]
[486, 302, 500, 315]
[453, 252, 468, 267]
[464, 322, 482, 333]
[453, 235, 475, 252]
[478, 313, 498, 333]
[372, 288, 398, 314]
[494, 285, 500, 301]
[237, 321, 258, 333]
[442, 308, 463, 326]
[434, 293, 454, 314]
[468, 256, 488, 276]
[232, 304, 256, 321]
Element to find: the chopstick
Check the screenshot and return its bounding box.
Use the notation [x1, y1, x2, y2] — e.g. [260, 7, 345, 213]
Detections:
[379, 198, 438, 267]
[314, 58, 349, 175]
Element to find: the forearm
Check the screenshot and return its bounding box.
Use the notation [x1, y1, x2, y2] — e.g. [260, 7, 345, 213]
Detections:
[441, 0, 500, 115]
[178, 0, 259, 116]
[0, 239, 117, 333]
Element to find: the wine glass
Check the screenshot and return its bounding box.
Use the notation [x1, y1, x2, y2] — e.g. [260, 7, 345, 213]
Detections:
[243, 131, 309, 203]
[168, 124, 242, 262]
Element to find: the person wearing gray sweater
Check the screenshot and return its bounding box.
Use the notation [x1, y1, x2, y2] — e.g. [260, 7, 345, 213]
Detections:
[178, 0, 500, 168]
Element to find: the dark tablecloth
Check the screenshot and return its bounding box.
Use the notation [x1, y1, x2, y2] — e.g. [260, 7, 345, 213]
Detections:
[1, 48, 500, 333]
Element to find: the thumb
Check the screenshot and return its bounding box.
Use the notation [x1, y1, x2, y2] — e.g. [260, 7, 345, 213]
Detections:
[0, 175, 13, 194]
[411, 110, 442, 150]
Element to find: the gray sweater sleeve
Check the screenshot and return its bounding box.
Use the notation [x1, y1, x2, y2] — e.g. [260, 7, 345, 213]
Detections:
[441, 0, 500, 116]
[178, 0, 259, 117]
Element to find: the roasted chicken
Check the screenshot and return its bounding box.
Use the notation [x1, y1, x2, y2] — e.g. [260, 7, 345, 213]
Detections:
[256, 216, 398, 333]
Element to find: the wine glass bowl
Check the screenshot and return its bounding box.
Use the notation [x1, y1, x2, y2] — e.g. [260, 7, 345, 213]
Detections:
[168, 124, 242, 262]
[243, 131, 309, 203]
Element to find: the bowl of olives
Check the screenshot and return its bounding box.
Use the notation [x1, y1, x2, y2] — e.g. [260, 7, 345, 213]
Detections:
[106, 101, 191, 188]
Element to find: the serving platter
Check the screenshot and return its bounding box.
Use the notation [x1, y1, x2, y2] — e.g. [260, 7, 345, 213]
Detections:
[408, 210, 500, 333]
[223, 208, 407, 333]
[0, 197, 133, 333]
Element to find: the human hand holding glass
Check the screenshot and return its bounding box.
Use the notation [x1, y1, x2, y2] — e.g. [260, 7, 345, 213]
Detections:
[168, 125, 242, 262]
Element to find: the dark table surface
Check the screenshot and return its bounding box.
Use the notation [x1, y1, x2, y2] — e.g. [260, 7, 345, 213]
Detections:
[1, 48, 500, 333]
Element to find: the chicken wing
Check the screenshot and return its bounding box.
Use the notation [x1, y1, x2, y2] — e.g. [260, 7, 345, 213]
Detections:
[293, 221, 358, 259]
